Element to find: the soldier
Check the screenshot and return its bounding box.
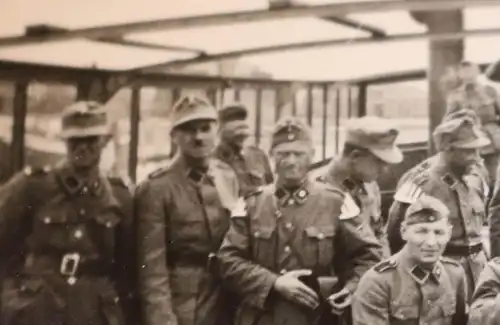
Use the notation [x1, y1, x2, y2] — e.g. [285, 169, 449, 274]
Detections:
[386, 112, 490, 302]
[469, 258, 500, 325]
[445, 61, 500, 190]
[0, 101, 137, 325]
[217, 116, 382, 325]
[136, 95, 239, 325]
[317, 116, 403, 258]
[352, 195, 468, 325]
[215, 103, 274, 196]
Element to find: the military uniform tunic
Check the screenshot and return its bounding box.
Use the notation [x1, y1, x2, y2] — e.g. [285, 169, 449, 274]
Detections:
[387, 157, 487, 301]
[136, 155, 239, 325]
[215, 143, 274, 197]
[317, 159, 389, 258]
[352, 252, 468, 325]
[0, 165, 136, 325]
[469, 258, 500, 325]
[217, 179, 382, 325]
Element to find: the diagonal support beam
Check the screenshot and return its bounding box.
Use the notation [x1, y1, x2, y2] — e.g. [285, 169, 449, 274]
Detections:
[23, 24, 205, 54]
[135, 27, 500, 72]
[0, 0, 498, 48]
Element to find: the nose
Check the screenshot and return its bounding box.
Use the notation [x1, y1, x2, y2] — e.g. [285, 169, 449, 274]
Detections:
[423, 232, 438, 247]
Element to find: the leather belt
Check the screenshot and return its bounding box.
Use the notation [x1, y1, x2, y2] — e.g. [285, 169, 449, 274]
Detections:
[167, 251, 213, 267]
[22, 253, 112, 277]
[444, 243, 483, 257]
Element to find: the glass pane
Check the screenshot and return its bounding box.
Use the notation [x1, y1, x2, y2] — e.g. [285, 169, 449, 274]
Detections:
[104, 88, 132, 179]
[260, 88, 276, 153]
[136, 86, 172, 183]
[367, 80, 428, 144]
[25, 82, 76, 168]
[0, 81, 14, 184]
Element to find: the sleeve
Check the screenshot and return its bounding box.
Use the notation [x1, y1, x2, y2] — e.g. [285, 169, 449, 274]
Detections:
[351, 269, 389, 325]
[370, 183, 390, 258]
[260, 151, 274, 185]
[217, 199, 279, 310]
[135, 181, 178, 325]
[336, 210, 383, 294]
[445, 91, 462, 117]
[488, 183, 500, 258]
[385, 200, 409, 255]
[469, 262, 500, 325]
[0, 172, 33, 256]
[112, 184, 139, 325]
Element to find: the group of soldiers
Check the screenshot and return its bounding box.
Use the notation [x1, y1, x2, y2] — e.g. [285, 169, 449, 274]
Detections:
[2, 67, 500, 325]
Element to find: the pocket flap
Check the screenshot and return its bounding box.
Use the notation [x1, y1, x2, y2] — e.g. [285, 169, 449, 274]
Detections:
[305, 226, 334, 239]
[441, 301, 456, 317]
[390, 305, 419, 320]
[252, 227, 274, 239]
[95, 213, 121, 228]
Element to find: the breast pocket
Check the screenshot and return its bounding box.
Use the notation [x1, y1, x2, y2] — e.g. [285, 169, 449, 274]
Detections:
[251, 226, 275, 269]
[389, 304, 419, 324]
[471, 198, 486, 228]
[248, 170, 265, 186]
[33, 211, 71, 249]
[92, 212, 122, 257]
[304, 226, 335, 267]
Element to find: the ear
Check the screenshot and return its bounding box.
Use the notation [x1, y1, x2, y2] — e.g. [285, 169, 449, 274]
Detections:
[400, 221, 408, 241]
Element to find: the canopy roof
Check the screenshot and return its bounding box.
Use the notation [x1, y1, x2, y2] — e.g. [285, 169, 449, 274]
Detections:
[2, 0, 500, 81]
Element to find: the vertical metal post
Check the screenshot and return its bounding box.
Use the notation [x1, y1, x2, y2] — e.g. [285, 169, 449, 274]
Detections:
[234, 88, 241, 101]
[335, 87, 341, 154]
[274, 88, 281, 122]
[11, 81, 28, 174]
[321, 84, 328, 160]
[292, 92, 297, 116]
[357, 82, 367, 117]
[128, 85, 141, 183]
[255, 88, 262, 146]
[347, 87, 353, 118]
[306, 84, 313, 126]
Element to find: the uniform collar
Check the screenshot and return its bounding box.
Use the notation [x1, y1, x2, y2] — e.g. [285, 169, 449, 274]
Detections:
[174, 154, 215, 184]
[55, 164, 104, 196]
[434, 156, 464, 189]
[274, 179, 310, 206]
[398, 249, 441, 285]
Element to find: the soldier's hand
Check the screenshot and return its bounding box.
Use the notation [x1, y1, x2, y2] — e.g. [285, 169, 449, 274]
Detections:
[328, 287, 352, 315]
[273, 269, 319, 309]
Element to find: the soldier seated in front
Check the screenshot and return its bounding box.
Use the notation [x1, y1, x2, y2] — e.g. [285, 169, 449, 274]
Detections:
[0, 101, 136, 325]
[217, 116, 382, 325]
[353, 195, 468, 325]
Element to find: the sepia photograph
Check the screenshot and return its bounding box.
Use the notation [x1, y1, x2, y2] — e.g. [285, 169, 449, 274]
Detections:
[1, 0, 500, 324]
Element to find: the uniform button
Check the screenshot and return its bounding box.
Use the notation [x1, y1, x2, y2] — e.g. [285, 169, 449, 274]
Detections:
[81, 187, 88, 194]
[280, 269, 287, 275]
[254, 231, 260, 238]
[43, 217, 51, 224]
[79, 209, 86, 216]
[288, 199, 294, 205]
[275, 211, 282, 218]
[284, 246, 291, 253]
[74, 229, 83, 239]
[106, 221, 113, 228]
[318, 233, 325, 240]
[285, 222, 292, 229]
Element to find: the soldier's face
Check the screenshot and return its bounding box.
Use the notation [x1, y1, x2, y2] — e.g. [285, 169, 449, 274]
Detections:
[219, 120, 250, 148]
[401, 219, 452, 265]
[66, 136, 106, 168]
[272, 141, 313, 186]
[351, 151, 389, 182]
[172, 119, 217, 159]
[445, 147, 479, 173]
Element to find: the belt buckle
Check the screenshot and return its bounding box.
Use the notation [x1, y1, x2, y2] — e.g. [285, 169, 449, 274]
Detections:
[60, 253, 80, 285]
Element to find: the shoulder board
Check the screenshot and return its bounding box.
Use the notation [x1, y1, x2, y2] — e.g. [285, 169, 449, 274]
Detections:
[339, 192, 361, 220]
[412, 172, 430, 186]
[374, 259, 397, 273]
[440, 256, 461, 267]
[244, 187, 263, 199]
[148, 166, 170, 180]
[23, 165, 51, 176]
[394, 180, 425, 204]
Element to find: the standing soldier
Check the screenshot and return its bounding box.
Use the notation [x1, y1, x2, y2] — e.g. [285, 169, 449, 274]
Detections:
[136, 95, 239, 325]
[386, 112, 490, 301]
[317, 116, 403, 258]
[353, 195, 468, 325]
[215, 103, 274, 196]
[446, 61, 500, 192]
[0, 101, 137, 325]
[217, 116, 382, 325]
